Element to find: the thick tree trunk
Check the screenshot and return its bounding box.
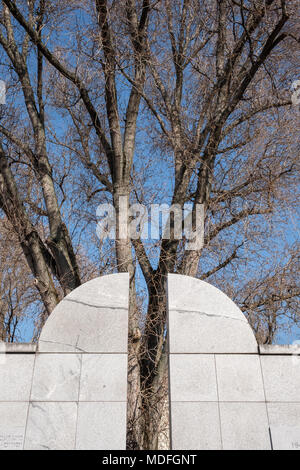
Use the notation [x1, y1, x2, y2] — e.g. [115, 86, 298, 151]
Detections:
[139, 272, 169, 449]
[0, 303, 5, 341]
[141, 341, 169, 450]
[0, 11, 81, 295]
[112, 187, 143, 449]
[21, 231, 60, 315]
[0, 150, 59, 315]
[22, 76, 81, 295]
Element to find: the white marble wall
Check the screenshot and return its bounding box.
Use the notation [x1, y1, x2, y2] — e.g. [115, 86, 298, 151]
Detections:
[0, 273, 129, 450]
[168, 274, 300, 451]
[1, 273, 300, 450]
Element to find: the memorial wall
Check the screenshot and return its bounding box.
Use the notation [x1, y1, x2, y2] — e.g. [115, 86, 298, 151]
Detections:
[0, 273, 129, 450]
[0, 273, 299, 450]
[168, 274, 300, 451]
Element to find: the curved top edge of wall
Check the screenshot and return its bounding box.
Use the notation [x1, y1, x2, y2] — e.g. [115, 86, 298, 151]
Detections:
[38, 273, 129, 353]
[167, 273, 258, 354]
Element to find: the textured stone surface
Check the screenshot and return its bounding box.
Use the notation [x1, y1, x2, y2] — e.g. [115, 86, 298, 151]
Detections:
[0, 275, 130, 450]
[168, 274, 244, 320]
[0, 354, 35, 401]
[167, 274, 258, 353]
[261, 355, 300, 402]
[1, 273, 300, 451]
[31, 354, 81, 401]
[39, 274, 129, 353]
[0, 403, 28, 450]
[169, 312, 257, 353]
[169, 354, 218, 402]
[216, 355, 265, 402]
[268, 403, 300, 450]
[76, 402, 127, 450]
[79, 354, 127, 402]
[25, 274, 129, 450]
[171, 402, 222, 450]
[260, 344, 300, 355]
[168, 274, 267, 450]
[0, 343, 36, 353]
[220, 403, 271, 450]
[24, 402, 77, 450]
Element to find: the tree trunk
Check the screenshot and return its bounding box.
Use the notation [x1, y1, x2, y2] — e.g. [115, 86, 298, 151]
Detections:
[139, 271, 169, 449]
[0, 149, 59, 315]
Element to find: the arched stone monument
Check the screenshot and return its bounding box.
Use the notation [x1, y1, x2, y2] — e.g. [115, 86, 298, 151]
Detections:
[167, 274, 300, 450]
[0, 272, 299, 450]
[0, 273, 129, 450]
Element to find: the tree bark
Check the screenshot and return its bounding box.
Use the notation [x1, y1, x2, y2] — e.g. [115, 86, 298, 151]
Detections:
[0, 149, 59, 314]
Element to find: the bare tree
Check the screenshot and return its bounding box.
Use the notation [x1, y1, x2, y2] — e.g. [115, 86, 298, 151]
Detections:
[0, 217, 40, 341]
[0, 0, 299, 449]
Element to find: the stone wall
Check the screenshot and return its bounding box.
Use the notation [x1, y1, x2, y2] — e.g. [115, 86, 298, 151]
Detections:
[168, 274, 300, 450]
[0, 274, 129, 450]
[0, 273, 299, 450]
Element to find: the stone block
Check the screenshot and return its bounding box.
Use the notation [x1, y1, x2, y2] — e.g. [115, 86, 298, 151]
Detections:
[38, 274, 129, 353]
[169, 354, 218, 402]
[261, 355, 300, 402]
[216, 355, 265, 402]
[171, 402, 222, 450]
[259, 344, 300, 355]
[24, 402, 77, 450]
[219, 402, 271, 450]
[168, 274, 258, 354]
[79, 354, 127, 402]
[168, 274, 244, 320]
[0, 354, 34, 401]
[0, 402, 28, 450]
[76, 402, 127, 450]
[169, 311, 258, 354]
[268, 403, 300, 450]
[31, 354, 81, 401]
[0, 343, 36, 354]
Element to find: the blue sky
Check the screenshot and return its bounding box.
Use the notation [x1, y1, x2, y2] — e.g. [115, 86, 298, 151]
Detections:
[0, 2, 299, 345]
